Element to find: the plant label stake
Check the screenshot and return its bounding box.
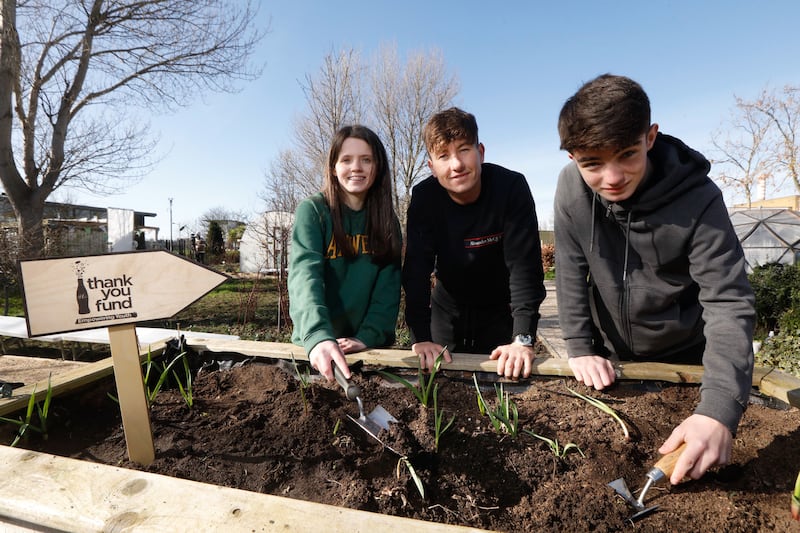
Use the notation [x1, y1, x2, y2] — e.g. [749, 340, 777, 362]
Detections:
[19, 251, 227, 465]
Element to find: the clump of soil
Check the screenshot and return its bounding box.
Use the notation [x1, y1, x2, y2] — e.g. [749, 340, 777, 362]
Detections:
[7, 357, 800, 532]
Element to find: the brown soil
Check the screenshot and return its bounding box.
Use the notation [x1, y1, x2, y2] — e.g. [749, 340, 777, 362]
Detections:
[5, 349, 800, 532]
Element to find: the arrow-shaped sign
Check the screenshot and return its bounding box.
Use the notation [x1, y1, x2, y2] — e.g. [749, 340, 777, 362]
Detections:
[19, 250, 228, 337]
[18, 250, 228, 465]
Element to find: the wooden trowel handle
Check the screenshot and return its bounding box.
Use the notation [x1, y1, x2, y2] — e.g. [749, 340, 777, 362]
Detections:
[653, 442, 688, 478]
[333, 364, 361, 401]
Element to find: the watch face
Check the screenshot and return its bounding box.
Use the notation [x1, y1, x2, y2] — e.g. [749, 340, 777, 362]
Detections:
[515, 334, 533, 346]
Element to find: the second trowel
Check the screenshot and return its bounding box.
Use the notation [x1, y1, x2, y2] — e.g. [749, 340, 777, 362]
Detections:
[334, 364, 399, 453]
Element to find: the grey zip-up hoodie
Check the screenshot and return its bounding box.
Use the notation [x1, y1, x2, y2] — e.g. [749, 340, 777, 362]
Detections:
[554, 133, 755, 434]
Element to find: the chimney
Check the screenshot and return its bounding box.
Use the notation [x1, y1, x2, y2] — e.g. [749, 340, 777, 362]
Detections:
[758, 174, 767, 201]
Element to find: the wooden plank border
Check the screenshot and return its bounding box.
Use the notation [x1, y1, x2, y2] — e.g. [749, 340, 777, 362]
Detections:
[185, 338, 800, 409]
[0, 446, 485, 533]
[0, 338, 796, 532]
[0, 338, 171, 417]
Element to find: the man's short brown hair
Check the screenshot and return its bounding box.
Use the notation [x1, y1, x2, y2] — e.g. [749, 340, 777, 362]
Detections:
[558, 74, 651, 153]
[424, 107, 479, 155]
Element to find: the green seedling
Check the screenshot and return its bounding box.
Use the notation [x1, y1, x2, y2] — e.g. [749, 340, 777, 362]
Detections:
[378, 349, 447, 408]
[567, 386, 630, 441]
[333, 419, 341, 436]
[523, 429, 584, 459]
[433, 383, 455, 452]
[473, 374, 519, 438]
[173, 353, 194, 408]
[145, 350, 192, 404]
[290, 352, 311, 415]
[0, 375, 53, 447]
[397, 455, 425, 500]
[109, 350, 194, 408]
[792, 470, 800, 521]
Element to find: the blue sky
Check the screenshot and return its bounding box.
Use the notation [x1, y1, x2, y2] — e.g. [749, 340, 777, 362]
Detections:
[64, 0, 800, 236]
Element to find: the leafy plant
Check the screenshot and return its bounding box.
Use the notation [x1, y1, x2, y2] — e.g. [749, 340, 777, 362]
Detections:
[567, 387, 630, 441]
[792, 470, 800, 521]
[378, 350, 446, 408]
[0, 375, 53, 447]
[397, 455, 425, 500]
[523, 430, 584, 459]
[756, 333, 800, 379]
[473, 374, 519, 438]
[433, 383, 455, 452]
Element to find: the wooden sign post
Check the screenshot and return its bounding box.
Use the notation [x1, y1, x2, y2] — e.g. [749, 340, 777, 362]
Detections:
[19, 250, 227, 465]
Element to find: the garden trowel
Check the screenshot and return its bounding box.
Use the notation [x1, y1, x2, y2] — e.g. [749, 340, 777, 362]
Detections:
[608, 442, 687, 522]
[333, 364, 399, 453]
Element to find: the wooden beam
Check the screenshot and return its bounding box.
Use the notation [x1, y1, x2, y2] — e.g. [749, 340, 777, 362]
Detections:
[757, 367, 800, 408]
[0, 446, 485, 533]
[186, 339, 800, 408]
[0, 338, 170, 417]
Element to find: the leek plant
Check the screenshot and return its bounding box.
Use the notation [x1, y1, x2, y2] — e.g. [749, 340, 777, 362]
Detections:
[0, 375, 53, 447]
[473, 374, 519, 438]
[397, 456, 425, 500]
[109, 350, 195, 408]
[433, 383, 455, 451]
[378, 350, 447, 408]
[567, 386, 630, 441]
[290, 352, 311, 415]
[792, 470, 799, 521]
[523, 430, 584, 459]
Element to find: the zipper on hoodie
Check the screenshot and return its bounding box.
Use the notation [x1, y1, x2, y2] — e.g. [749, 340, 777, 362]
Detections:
[621, 210, 634, 353]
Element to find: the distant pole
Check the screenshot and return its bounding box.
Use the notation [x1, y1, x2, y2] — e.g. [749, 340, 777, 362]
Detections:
[168, 198, 174, 251]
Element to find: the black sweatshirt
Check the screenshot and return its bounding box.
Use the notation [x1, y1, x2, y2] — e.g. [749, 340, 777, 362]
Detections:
[403, 163, 546, 346]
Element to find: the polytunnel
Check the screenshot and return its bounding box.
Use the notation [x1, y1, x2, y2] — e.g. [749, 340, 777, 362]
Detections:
[729, 208, 800, 271]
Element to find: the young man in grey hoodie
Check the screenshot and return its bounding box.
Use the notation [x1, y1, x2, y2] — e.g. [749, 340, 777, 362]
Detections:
[554, 74, 755, 486]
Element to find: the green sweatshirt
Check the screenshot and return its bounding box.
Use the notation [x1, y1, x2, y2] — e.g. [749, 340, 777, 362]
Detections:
[289, 193, 401, 355]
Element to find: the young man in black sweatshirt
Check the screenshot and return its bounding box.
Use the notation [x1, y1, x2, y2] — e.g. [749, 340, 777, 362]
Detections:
[403, 107, 546, 379]
[555, 74, 755, 485]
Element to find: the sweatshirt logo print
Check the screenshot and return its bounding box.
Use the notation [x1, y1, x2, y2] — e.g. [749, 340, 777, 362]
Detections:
[325, 233, 371, 259]
[464, 232, 503, 249]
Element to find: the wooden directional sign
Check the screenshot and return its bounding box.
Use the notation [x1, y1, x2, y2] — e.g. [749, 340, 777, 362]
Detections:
[19, 250, 227, 337]
[18, 250, 228, 465]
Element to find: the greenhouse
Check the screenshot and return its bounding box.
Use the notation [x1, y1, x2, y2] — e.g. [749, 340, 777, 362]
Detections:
[730, 208, 800, 271]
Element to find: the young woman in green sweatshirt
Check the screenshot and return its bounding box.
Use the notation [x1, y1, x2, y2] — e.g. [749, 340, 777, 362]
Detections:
[289, 125, 402, 382]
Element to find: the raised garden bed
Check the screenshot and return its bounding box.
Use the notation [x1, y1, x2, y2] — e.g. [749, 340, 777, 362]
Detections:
[1, 343, 798, 532]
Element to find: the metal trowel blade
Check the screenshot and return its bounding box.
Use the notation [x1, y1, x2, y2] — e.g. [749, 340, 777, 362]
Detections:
[608, 478, 659, 522]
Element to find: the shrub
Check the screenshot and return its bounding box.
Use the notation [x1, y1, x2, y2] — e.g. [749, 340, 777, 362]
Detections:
[541, 243, 555, 273]
[748, 262, 800, 336]
[755, 333, 800, 378]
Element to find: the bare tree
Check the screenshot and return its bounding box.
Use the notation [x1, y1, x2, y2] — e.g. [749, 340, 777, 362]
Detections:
[262, 44, 459, 224]
[261, 148, 320, 215]
[710, 95, 776, 207]
[262, 48, 364, 211]
[0, 0, 264, 258]
[748, 86, 800, 194]
[371, 44, 459, 219]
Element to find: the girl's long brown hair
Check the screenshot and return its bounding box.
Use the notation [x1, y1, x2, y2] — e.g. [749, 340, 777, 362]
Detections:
[322, 125, 401, 266]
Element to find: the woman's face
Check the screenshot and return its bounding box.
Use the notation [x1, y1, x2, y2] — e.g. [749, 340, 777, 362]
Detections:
[334, 137, 376, 210]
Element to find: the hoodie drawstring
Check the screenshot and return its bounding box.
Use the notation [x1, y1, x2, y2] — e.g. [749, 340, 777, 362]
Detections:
[590, 192, 597, 253]
[622, 210, 632, 282]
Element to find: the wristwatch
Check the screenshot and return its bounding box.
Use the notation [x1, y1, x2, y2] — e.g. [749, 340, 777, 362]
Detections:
[513, 333, 533, 347]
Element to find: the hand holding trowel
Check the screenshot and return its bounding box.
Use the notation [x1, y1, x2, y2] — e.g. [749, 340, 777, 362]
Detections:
[608, 442, 688, 522]
[333, 364, 400, 454]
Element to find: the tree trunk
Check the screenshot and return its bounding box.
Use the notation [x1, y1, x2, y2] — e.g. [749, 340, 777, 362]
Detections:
[13, 192, 46, 259]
